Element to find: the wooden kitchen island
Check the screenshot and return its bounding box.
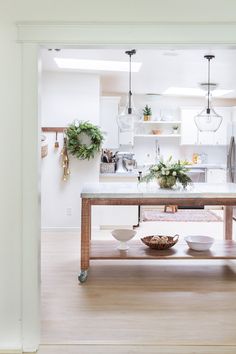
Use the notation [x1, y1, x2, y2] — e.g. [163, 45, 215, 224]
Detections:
[79, 182, 236, 283]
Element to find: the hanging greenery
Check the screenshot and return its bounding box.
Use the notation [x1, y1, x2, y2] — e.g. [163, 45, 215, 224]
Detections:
[66, 121, 104, 160]
[61, 136, 70, 181]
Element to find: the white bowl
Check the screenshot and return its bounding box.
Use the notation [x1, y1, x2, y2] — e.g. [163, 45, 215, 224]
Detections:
[111, 229, 137, 250]
[185, 235, 214, 251]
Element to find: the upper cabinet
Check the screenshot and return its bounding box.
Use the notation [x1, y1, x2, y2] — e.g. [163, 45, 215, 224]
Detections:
[100, 96, 120, 149]
[180, 108, 199, 145]
[180, 107, 232, 146]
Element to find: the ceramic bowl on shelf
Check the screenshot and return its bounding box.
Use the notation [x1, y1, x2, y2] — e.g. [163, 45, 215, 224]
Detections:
[111, 229, 137, 250]
[185, 235, 214, 251]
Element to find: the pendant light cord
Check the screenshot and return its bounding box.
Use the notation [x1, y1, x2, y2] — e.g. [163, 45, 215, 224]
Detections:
[204, 54, 214, 114]
[207, 57, 210, 114]
[125, 49, 136, 115]
[129, 53, 132, 114]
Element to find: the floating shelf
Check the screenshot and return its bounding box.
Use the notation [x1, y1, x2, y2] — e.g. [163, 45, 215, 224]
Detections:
[90, 240, 236, 260]
[134, 134, 181, 138]
[134, 121, 181, 124]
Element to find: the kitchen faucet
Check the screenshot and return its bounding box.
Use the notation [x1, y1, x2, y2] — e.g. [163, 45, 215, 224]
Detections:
[155, 139, 161, 164]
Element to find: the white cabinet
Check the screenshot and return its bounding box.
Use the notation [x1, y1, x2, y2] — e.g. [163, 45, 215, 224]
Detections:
[207, 169, 227, 183]
[100, 96, 120, 149]
[119, 131, 134, 146]
[180, 108, 199, 145]
[181, 107, 232, 146]
[212, 108, 232, 145]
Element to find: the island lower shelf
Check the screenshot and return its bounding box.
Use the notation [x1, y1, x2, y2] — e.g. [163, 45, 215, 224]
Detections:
[90, 240, 236, 260]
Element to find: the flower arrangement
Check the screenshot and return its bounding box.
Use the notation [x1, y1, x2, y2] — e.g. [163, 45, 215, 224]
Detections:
[141, 157, 192, 189]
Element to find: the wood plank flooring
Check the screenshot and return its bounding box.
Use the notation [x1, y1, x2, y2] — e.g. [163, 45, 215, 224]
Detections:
[36, 344, 236, 354]
[40, 228, 236, 354]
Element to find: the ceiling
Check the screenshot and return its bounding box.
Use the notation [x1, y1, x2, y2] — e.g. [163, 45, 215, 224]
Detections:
[41, 48, 236, 98]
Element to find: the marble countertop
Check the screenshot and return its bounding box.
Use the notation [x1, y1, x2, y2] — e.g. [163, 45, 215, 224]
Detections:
[81, 182, 236, 199]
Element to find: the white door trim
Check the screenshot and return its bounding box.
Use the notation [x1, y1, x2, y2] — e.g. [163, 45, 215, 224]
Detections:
[17, 21, 236, 45]
[18, 22, 236, 352]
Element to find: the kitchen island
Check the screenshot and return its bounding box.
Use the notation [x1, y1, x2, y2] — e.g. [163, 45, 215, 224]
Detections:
[79, 182, 236, 282]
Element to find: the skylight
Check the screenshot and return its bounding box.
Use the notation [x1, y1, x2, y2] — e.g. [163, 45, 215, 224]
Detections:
[163, 87, 233, 97]
[54, 58, 142, 72]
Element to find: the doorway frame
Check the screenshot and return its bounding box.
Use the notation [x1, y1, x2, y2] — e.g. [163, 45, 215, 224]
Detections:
[18, 21, 236, 352]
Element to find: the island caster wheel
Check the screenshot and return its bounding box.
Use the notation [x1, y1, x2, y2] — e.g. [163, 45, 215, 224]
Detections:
[78, 270, 88, 283]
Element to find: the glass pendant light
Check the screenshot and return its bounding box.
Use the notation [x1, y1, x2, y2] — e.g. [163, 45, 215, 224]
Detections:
[117, 49, 139, 132]
[195, 55, 222, 132]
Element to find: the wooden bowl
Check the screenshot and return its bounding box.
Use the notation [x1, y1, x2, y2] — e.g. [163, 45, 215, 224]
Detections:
[152, 129, 162, 135]
[141, 235, 179, 250]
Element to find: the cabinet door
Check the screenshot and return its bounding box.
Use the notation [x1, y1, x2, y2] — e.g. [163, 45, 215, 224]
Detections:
[198, 131, 214, 145]
[180, 109, 199, 145]
[100, 96, 120, 149]
[213, 108, 231, 146]
[207, 169, 227, 183]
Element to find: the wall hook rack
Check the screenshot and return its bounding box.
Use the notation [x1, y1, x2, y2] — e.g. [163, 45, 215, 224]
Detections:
[42, 127, 67, 133]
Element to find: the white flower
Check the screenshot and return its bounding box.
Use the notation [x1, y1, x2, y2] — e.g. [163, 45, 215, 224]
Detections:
[172, 171, 177, 176]
[161, 168, 166, 175]
[165, 170, 170, 175]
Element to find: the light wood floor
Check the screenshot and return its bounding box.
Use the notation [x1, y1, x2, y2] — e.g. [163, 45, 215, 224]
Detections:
[36, 344, 236, 354]
[40, 220, 236, 354]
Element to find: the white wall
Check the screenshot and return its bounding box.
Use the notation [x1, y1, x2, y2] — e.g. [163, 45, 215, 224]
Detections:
[41, 71, 100, 230]
[2, 0, 236, 351]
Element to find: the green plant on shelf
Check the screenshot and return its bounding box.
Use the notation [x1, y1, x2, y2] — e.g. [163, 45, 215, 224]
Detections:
[143, 105, 152, 116]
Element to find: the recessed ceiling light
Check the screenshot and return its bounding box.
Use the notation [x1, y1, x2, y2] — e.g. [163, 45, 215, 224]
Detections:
[54, 58, 142, 72]
[163, 87, 233, 97]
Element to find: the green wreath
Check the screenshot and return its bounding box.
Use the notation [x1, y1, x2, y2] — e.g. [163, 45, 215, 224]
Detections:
[66, 121, 104, 160]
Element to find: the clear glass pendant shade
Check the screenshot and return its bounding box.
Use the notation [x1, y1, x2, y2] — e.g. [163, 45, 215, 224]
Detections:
[117, 112, 136, 132]
[195, 54, 222, 132]
[194, 107, 222, 132]
[117, 95, 139, 132]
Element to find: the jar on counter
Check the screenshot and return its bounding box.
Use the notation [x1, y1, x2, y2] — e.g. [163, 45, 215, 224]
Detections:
[192, 153, 199, 164]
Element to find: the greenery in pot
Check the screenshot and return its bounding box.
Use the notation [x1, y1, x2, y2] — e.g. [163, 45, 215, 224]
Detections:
[141, 156, 192, 189]
[143, 105, 152, 121]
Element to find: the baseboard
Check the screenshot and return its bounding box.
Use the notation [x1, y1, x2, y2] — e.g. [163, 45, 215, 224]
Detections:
[41, 226, 100, 232]
[0, 349, 22, 353]
[41, 227, 81, 232]
[100, 225, 133, 230]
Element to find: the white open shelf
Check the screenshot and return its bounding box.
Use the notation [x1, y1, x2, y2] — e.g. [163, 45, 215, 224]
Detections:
[134, 120, 181, 124]
[134, 134, 181, 138]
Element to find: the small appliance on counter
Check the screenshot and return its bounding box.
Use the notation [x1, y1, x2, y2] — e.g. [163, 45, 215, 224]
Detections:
[116, 152, 137, 173]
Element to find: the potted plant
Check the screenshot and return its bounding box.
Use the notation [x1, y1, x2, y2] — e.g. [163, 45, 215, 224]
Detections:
[143, 105, 152, 121]
[172, 125, 179, 134]
[141, 157, 192, 189]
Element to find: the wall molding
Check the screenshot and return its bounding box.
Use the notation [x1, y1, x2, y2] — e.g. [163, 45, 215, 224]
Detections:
[18, 21, 236, 352]
[17, 22, 236, 45]
[41, 227, 81, 233]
